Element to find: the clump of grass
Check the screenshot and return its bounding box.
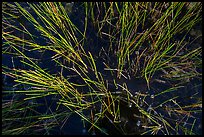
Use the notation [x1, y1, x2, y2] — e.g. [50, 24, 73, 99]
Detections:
[87, 2, 201, 87]
[2, 2, 202, 135]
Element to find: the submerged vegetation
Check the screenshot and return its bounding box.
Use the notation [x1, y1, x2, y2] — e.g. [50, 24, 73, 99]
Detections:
[2, 2, 202, 135]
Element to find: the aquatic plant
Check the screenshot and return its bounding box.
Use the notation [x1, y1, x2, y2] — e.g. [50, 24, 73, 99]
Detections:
[2, 2, 202, 135]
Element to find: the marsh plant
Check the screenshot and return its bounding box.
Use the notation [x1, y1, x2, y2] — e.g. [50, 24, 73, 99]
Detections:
[2, 2, 202, 135]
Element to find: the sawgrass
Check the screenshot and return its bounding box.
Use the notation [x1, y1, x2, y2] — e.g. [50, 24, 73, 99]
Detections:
[2, 2, 202, 135]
